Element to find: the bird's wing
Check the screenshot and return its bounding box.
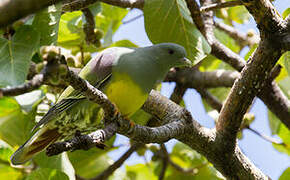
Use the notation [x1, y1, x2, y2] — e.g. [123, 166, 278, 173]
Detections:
[32, 52, 114, 131]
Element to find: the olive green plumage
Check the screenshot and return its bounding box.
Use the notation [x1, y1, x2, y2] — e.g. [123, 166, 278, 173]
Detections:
[11, 43, 190, 165]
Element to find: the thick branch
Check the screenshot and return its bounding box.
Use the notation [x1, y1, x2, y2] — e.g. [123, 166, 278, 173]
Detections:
[0, 73, 44, 97]
[186, 0, 290, 130]
[165, 68, 239, 88]
[240, 0, 284, 34]
[100, 0, 143, 9]
[216, 39, 283, 149]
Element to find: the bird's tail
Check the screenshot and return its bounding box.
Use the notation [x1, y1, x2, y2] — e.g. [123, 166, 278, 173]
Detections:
[10, 127, 61, 165]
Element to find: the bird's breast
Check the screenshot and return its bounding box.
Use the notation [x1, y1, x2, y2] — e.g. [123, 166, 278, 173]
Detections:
[104, 72, 148, 117]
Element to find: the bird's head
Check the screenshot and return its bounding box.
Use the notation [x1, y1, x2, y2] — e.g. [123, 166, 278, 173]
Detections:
[150, 43, 192, 68]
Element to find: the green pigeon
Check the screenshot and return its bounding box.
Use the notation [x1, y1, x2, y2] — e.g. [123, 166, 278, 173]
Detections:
[11, 43, 191, 165]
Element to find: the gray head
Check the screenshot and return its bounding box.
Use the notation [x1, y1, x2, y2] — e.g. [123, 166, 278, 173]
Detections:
[147, 43, 191, 68]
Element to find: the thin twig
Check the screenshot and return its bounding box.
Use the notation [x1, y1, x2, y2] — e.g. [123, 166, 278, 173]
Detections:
[122, 13, 143, 24]
[247, 126, 284, 146]
[159, 144, 169, 180]
[200, 1, 242, 12]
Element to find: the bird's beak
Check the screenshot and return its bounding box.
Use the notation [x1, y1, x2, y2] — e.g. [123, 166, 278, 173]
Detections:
[180, 57, 192, 67]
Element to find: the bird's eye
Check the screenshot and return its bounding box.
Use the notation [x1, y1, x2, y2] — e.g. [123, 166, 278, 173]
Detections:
[168, 49, 174, 54]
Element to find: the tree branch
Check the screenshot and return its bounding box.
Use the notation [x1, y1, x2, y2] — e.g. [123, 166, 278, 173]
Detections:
[185, 0, 290, 131]
[247, 126, 284, 146]
[82, 8, 98, 45]
[46, 122, 117, 156]
[165, 68, 240, 88]
[216, 39, 283, 150]
[200, 0, 242, 12]
[240, 0, 284, 34]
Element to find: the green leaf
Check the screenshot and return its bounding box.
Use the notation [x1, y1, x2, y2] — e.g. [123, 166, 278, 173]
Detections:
[214, 28, 240, 53]
[68, 136, 115, 178]
[34, 152, 75, 180]
[273, 124, 290, 156]
[25, 168, 69, 180]
[268, 76, 290, 135]
[0, 140, 14, 162]
[131, 109, 152, 125]
[126, 163, 158, 180]
[282, 51, 290, 77]
[96, 3, 128, 34]
[58, 11, 84, 49]
[171, 142, 207, 167]
[0, 164, 22, 180]
[279, 167, 290, 180]
[0, 97, 35, 147]
[200, 55, 221, 71]
[278, 76, 290, 98]
[268, 110, 281, 135]
[227, 6, 250, 24]
[144, 0, 211, 64]
[108, 39, 138, 48]
[244, 44, 258, 61]
[32, 4, 62, 46]
[282, 8, 290, 19]
[70, 152, 112, 178]
[0, 25, 40, 86]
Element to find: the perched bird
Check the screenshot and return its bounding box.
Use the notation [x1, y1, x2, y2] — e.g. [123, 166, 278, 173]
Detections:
[11, 43, 191, 165]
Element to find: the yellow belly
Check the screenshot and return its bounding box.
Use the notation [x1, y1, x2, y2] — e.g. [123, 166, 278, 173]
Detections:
[104, 73, 148, 116]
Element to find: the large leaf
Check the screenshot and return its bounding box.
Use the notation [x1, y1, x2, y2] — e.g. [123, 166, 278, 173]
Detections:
[227, 6, 250, 24]
[58, 11, 84, 49]
[68, 136, 116, 178]
[126, 163, 158, 180]
[0, 164, 22, 180]
[279, 168, 290, 180]
[273, 124, 290, 156]
[214, 28, 240, 54]
[32, 4, 62, 46]
[268, 77, 290, 135]
[25, 168, 69, 180]
[69, 152, 112, 178]
[0, 97, 36, 147]
[34, 152, 75, 180]
[97, 3, 128, 46]
[0, 140, 14, 162]
[0, 25, 40, 86]
[169, 142, 224, 179]
[144, 0, 211, 64]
